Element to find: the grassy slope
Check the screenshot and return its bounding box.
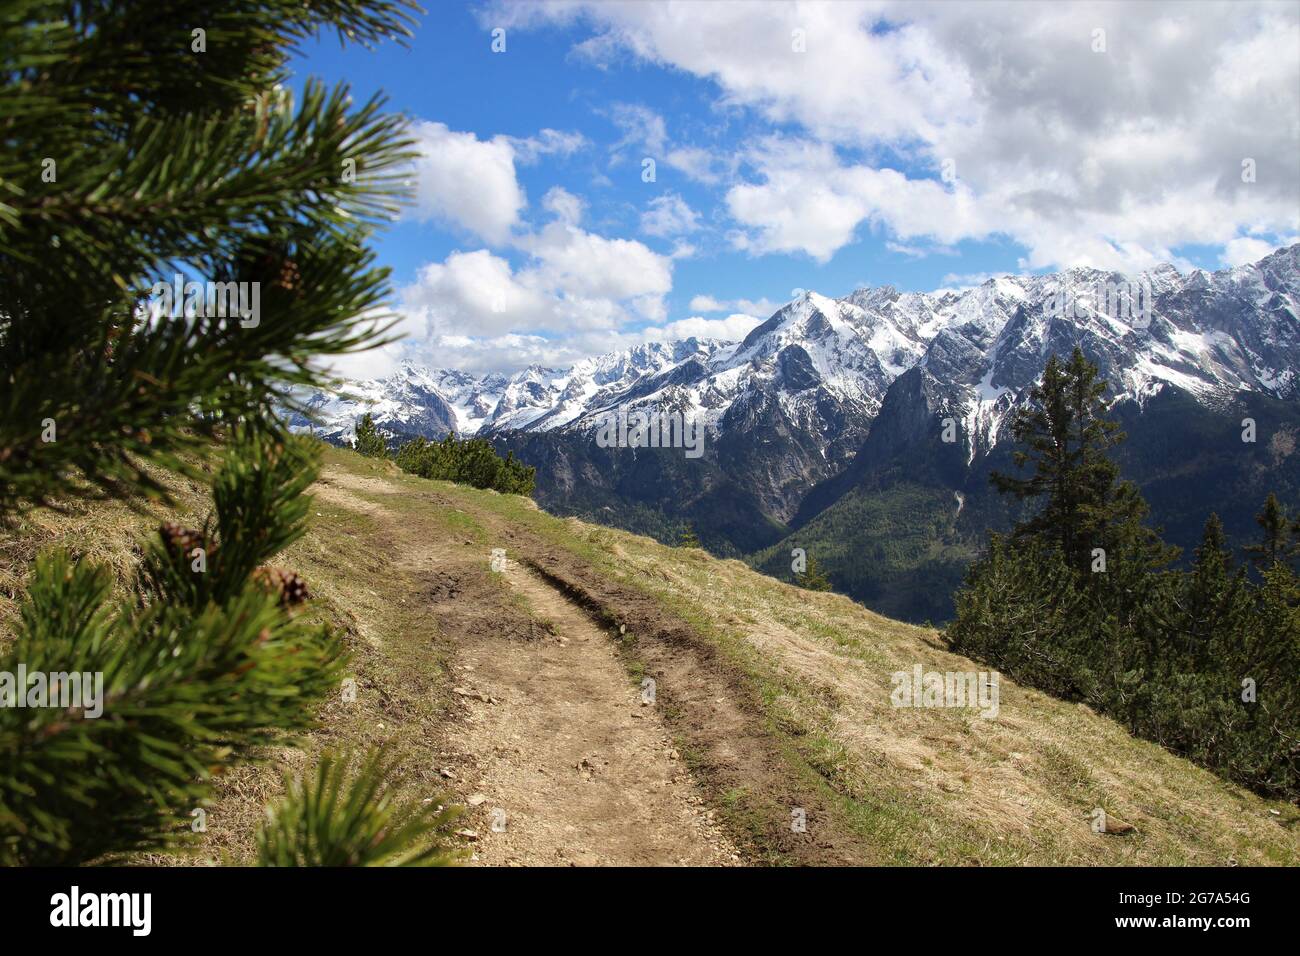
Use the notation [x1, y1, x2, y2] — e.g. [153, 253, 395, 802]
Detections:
[2, 443, 1297, 865]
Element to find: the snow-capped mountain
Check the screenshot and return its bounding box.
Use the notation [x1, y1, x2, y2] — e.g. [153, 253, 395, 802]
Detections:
[301, 244, 1299, 462]
[295, 243, 1299, 622]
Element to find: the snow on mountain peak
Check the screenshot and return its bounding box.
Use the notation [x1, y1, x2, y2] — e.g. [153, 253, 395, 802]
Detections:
[295, 245, 1300, 450]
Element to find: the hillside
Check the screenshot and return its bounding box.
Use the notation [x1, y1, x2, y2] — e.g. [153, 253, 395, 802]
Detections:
[302, 245, 1300, 622]
[4, 445, 1298, 866]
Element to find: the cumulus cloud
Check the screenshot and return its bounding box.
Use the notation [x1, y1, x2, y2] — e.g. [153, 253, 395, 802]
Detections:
[725, 138, 989, 262]
[542, 186, 586, 225]
[399, 113, 680, 369]
[394, 213, 676, 376]
[1220, 235, 1300, 268]
[640, 193, 700, 237]
[688, 294, 781, 317]
[407, 122, 587, 244]
[402, 250, 556, 338]
[520, 221, 672, 309]
[642, 312, 764, 343]
[408, 121, 527, 244]
[490, 0, 1300, 271]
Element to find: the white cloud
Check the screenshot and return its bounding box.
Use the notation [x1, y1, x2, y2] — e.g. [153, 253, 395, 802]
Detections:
[606, 102, 668, 158]
[492, 0, 1300, 272]
[640, 193, 700, 237]
[664, 146, 735, 185]
[543, 186, 585, 225]
[408, 121, 526, 244]
[688, 294, 780, 317]
[508, 128, 588, 164]
[725, 138, 991, 263]
[687, 294, 725, 312]
[396, 219, 676, 372]
[323, 335, 406, 383]
[642, 312, 763, 343]
[420, 332, 586, 376]
[403, 250, 555, 337]
[407, 123, 588, 245]
[1220, 235, 1299, 268]
[410, 309, 763, 375]
[521, 221, 672, 311]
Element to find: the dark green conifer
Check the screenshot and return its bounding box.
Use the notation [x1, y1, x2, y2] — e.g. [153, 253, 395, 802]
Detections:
[0, 1, 456, 865]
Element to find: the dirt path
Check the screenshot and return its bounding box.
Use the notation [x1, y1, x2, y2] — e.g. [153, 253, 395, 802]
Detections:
[317, 468, 749, 865]
[316, 465, 857, 865]
[442, 558, 738, 866]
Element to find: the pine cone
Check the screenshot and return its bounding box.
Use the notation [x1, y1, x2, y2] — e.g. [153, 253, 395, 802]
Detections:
[252, 250, 301, 295]
[277, 258, 301, 293]
[252, 566, 310, 608]
[159, 521, 211, 558]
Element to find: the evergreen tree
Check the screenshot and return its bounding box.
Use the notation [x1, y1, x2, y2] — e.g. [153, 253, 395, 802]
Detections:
[991, 347, 1170, 574]
[0, 1, 456, 864]
[948, 351, 1298, 799]
[1244, 493, 1296, 571]
[798, 554, 833, 592]
[678, 526, 702, 548]
[1, 1, 420, 511]
[354, 412, 389, 458]
[394, 433, 535, 495]
[1175, 513, 1250, 665]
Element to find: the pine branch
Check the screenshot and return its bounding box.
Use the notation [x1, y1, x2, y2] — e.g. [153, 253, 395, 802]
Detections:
[0, 434, 345, 865]
[256, 747, 462, 867]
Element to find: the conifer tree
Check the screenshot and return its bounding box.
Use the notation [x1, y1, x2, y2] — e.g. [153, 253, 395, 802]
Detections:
[394, 433, 535, 494]
[798, 554, 833, 592]
[0, 0, 456, 865]
[950, 351, 1299, 799]
[354, 412, 389, 458]
[991, 347, 1169, 574]
[256, 748, 462, 867]
[678, 526, 702, 548]
[1175, 513, 1250, 664]
[1245, 493, 1296, 571]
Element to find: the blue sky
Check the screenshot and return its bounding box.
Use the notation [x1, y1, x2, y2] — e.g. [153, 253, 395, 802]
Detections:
[289, 1, 1300, 377]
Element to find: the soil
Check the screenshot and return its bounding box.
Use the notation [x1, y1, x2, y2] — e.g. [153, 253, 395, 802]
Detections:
[324, 461, 876, 865]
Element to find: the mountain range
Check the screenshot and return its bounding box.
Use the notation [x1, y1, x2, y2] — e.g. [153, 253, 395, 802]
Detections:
[294, 243, 1300, 621]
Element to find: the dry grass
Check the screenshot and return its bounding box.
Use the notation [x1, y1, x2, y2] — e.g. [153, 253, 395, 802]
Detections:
[0, 450, 458, 865]
[440, 465, 1300, 866]
[3, 443, 1297, 866]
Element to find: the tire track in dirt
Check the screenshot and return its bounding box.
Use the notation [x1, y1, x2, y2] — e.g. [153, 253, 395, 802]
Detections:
[443, 559, 739, 866]
[321, 465, 848, 864]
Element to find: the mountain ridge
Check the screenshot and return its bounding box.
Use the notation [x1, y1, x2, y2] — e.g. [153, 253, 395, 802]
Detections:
[300, 244, 1299, 451]
[295, 244, 1300, 622]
